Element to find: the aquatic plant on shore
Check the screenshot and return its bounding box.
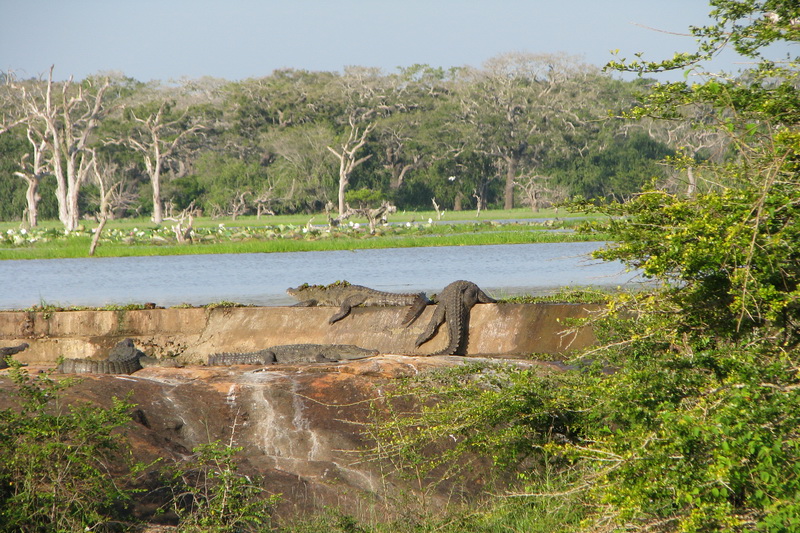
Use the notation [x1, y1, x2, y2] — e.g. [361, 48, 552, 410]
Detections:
[0, 218, 607, 260]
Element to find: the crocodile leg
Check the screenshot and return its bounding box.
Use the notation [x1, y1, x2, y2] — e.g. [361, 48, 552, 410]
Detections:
[292, 299, 319, 307]
[401, 294, 430, 326]
[329, 294, 368, 324]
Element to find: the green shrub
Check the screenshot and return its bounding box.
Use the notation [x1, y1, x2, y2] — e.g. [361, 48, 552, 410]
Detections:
[0, 362, 137, 532]
[162, 439, 278, 532]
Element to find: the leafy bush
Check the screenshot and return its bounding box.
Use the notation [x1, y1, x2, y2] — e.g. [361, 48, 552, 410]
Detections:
[162, 439, 277, 532]
[365, 2, 800, 531]
[0, 362, 137, 532]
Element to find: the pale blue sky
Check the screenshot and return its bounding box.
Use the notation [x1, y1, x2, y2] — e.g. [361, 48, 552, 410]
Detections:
[0, 0, 777, 82]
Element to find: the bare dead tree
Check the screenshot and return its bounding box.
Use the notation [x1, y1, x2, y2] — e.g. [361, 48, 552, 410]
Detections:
[88, 150, 138, 220]
[12, 125, 49, 227]
[327, 115, 375, 216]
[253, 187, 276, 218]
[164, 201, 200, 244]
[431, 197, 444, 220]
[378, 123, 424, 190]
[124, 101, 203, 224]
[88, 151, 138, 256]
[0, 70, 28, 135]
[15, 66, 111, 231]
[472, 190, 483, 218]
[325, 201, 356, 228]
[353, 201, 397, 234]
[515, 174, 566, 211]
[228, 191, 250, 220]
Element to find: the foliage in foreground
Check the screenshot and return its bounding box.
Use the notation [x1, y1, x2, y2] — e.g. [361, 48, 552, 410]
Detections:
[0, 362, 276, 532]
[362, 1, 800, 531]
[0, 362, 137, 532]
[161, 440, 278, 532]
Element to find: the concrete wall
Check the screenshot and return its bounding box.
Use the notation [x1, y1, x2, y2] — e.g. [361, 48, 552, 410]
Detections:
[0, 303, 600, 364]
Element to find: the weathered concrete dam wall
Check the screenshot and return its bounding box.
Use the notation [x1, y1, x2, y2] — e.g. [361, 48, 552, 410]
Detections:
[0, 303, 600, 364]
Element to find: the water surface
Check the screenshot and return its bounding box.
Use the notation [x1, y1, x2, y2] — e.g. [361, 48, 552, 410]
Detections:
[0, 242, 643, 310]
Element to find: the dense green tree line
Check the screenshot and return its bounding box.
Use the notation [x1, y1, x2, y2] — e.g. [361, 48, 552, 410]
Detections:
[0, 55, 685, 226]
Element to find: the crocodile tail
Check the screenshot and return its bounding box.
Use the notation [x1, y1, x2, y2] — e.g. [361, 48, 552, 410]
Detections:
[208, 352, 276, 366]
[432, 300, 471, 356]
[58, 357, 143, 374]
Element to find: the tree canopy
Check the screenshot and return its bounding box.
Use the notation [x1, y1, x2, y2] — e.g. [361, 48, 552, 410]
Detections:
[1, 55, 678, 225]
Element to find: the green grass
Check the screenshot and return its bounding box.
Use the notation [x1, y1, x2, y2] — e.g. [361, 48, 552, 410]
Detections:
[0, 208, 607, 260]
[0, 229, 608, 260]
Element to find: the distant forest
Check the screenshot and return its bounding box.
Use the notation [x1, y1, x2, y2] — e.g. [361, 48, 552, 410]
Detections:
[0, 52, 730, 228]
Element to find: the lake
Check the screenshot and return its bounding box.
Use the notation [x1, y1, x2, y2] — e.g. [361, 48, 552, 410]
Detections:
[0, 242, 645, 310]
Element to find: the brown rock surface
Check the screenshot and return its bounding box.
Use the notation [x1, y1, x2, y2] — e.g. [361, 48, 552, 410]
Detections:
[0, 355, 565, 523]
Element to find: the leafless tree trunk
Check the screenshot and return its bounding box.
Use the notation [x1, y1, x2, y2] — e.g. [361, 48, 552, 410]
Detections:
[165, 201, 199, 244]
[12, 126, 49, 227]
[17, 66, 110, 231]
[125, 101, 203, 225]
[89, 150, 136, 219]
[515, 174, 565, 211]
[228, 191, 250, 220]
[352, 201, 397, 234]
[431, 197, 444, 220]
[472, 190, 483, 217]
[253, 188, 276, 218]
[327, 116, 374, 216]
[88, 217, 107, 256]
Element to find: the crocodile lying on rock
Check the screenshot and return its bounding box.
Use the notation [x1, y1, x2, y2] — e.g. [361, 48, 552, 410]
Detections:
[0, 343, 30, 369]
[287, 281, 431, 325]
[57, 338, 179, 375]
[208, 343, 379, 366]
[415, 280, 497, 356]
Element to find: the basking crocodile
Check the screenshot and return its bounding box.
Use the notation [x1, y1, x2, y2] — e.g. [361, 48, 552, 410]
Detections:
[0, 343, 30, 369]
[57, 338, 178, 374]
[287, 281, 431, 325]
[415, 280, 497, 356]
[208, 343, 379, 366]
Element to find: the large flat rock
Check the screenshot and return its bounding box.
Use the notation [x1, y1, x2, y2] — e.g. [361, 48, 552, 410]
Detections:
[0, 356, 566, 523]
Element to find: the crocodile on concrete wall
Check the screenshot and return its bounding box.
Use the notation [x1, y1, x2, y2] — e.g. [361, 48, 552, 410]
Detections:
[57, 338, 176, 374]
[287, 281, 431, 325]
[208, 344, 379, 366]
[0, 343, 29, 369]
[415, 280, 497, 356]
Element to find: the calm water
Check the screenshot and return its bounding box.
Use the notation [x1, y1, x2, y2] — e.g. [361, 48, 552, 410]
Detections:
[0, 242, 644, 310]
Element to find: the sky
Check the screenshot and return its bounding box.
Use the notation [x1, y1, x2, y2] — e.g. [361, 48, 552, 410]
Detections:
[0, 0, 781, 83]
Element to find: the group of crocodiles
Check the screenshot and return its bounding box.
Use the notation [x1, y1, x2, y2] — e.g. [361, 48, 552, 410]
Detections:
[0, 280, 495, 375]
[286, 279, 495, 356]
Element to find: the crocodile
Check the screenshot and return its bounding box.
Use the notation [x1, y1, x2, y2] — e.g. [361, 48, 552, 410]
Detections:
[208, 343, 379, 366]
[0, 343, 30, 369]
[57, 338, 179, 374]
[414, 280, 497, 356]
[287, 281, 431, 325]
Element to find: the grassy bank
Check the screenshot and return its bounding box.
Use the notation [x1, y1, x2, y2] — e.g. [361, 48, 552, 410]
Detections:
[0, 209, 607, 260]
